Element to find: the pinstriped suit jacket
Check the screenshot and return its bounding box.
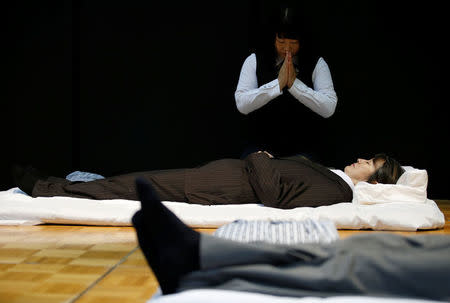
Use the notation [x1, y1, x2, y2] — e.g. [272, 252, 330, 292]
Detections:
[186, 153, 352, 209]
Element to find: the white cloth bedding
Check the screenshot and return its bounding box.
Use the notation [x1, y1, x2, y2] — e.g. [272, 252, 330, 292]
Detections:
[148, 289, 445, 303]
[0, 187, 444, 231]
[352, 166, 429, 205]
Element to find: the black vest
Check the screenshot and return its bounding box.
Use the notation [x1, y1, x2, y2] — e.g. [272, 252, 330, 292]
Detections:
[242, 49, 325, 157]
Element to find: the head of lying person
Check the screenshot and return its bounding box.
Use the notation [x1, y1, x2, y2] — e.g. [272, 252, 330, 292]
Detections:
[344, 153, 405, 185]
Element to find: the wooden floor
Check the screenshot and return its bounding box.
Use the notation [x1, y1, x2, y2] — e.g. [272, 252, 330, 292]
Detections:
[0, 200, 448, 303]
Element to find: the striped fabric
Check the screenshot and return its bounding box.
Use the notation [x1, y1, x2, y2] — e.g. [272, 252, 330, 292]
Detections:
[213, 219, 339, 245]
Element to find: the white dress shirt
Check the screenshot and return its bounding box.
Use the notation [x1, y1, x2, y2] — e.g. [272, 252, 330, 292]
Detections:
[234, 53, 337, 117]
[330, 169, 355, 191]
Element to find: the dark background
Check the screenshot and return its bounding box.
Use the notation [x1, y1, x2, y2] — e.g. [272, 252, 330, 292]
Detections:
[4, 0, 449, 198]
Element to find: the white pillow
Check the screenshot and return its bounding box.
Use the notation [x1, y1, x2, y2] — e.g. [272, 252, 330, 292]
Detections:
[352, 167, 428, 205]
[396, 166, 428, 190]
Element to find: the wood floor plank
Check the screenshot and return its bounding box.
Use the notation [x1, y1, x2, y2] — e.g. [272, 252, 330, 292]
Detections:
[0, 248, 40, 263]
[0, 224, 138, 303]
[0, 291, 72, 303]
[76, 251, 160, 302]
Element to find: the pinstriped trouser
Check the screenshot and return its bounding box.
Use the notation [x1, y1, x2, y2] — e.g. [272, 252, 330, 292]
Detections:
[33, 169, 187, 201]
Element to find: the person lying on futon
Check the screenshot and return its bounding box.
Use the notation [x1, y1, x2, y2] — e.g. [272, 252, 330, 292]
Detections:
[13, 152, 404, 209]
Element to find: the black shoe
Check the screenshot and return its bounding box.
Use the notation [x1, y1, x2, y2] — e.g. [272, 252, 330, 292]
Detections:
[12, 164, 48, 196]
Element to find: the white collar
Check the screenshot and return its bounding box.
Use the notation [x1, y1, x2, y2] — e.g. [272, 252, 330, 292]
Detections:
[329, 169, 355, 191]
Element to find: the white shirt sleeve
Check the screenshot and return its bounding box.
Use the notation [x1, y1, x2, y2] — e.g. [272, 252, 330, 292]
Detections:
[234, 54, 283, 115]
[287, 57, 337, 118]
[234, 54, 337, 118]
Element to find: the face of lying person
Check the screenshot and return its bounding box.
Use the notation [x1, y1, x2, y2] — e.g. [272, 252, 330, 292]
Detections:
[344, 158, 385, 185]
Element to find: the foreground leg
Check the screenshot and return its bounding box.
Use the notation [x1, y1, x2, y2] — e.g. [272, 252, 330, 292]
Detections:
[132, 178, 200, 294]
[179, 233, 450, 301]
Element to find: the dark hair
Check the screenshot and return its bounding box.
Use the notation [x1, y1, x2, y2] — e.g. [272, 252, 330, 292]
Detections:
[274, 7, 301, 40]
[368, 153, 405, 184]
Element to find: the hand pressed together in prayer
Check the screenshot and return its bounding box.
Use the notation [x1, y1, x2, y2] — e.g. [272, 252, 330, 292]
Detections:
[278, 51, 297, 91]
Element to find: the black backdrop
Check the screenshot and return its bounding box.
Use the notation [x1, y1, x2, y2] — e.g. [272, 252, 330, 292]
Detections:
[4, 0, 449, 199]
